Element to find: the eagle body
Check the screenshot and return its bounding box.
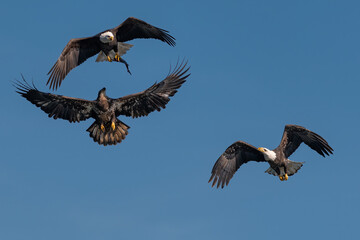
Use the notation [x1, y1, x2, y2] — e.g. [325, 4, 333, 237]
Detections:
[93, 31, 128, 61]
[261, 148, 304, 179]
[93, 91, 114, 125]
[96, 89, 110, 111]
[97, 36, 117, 56]
[209, 125, 333, 188]
[47, 17, 176, 90]
[16, 62, 190, 146]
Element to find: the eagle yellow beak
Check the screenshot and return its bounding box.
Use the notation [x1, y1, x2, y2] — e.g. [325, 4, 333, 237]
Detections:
[258, 147, 265, 152]
[110, 36, 114, 41]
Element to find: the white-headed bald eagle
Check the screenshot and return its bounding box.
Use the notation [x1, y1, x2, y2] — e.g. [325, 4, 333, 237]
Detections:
[16, 62, 189, 146]
[47, 17, 176, 90]
[209, 125, 333, 188]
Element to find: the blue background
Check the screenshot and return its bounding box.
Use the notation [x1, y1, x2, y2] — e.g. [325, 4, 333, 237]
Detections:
[1, 0, 359, 239]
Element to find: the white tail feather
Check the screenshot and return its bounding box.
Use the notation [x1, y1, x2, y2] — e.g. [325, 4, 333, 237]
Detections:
[95, 43, 133, 62]
[265, 161, 304, 177]
[117, 42, 133, 56]
[96, 50, 116, 62]
[286, 160, 304, 176]
[96, 51, 108, 62]
[265, 167, 278, 176]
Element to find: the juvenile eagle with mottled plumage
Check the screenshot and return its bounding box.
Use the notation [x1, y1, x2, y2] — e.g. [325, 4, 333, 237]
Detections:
[209, 125, 333, 188]
[16, 62, 189, 146]
[47, 17, 176, 90]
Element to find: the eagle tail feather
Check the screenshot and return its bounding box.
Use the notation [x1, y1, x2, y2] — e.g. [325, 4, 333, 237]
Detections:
[86, 119, 130, 146]
[95, 51, 108, 62]
[286, 160, 304, 176]
[265, 160, 304, 177]
[117, 42, 133, 56]
[265, 167, 278, 176]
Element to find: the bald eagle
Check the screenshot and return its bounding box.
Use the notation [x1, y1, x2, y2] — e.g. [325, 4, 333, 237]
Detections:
[209, 125, 333, 188]
[47, 17, 176, 90]
[16, 62, 189, 146]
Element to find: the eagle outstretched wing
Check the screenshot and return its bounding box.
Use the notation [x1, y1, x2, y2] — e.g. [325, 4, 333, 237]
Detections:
[47, 36, 101, 90]
[277, 124, 333, 158]
[113, 61, 190, 118]
[114, 17, 176, 46]
[15, 77, 95, 122]
[209, 141, 266, 188]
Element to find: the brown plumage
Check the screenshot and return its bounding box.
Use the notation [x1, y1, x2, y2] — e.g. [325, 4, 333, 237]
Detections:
[16, 62, 190, 146]
[47, 17, 176, 90]
[209, 141, 266, 188]
[209, 125, 333, 188]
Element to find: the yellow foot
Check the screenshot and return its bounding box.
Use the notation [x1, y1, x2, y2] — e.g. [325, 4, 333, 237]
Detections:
[114, 53, 120, 62]
[107, 56, 112, 62]
[284, 174, 288, 181]
[279, 176, 284, 181]
[111, 122, 116, 131]
[101, 124, 105, 132]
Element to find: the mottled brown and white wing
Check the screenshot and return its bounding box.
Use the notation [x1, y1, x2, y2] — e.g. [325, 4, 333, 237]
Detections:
[47, 36, 101, 90]
[209, 141, 266, 188]
[15, 77, 95, 122]
[114, 17, 175, 46]
[113, 61, 189, 118]
[277, 124, 333, 158]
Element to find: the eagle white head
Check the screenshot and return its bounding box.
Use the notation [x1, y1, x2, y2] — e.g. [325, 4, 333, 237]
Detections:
[100, 31, 114, 43]
[258, 147, 276, 161]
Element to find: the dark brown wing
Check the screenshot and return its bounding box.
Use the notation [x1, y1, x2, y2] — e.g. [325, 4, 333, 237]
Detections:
[114, 17, 175, 46]
[209, 141, 266, 188]
[276, 124, 334, 158]
[113, 61, 189, 118]
[47, 36, 101, 90]
[15, 77, 95, 122]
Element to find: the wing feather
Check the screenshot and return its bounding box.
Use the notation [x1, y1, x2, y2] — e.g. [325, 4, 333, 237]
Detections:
[47, 36, 101, 90]
[114, 61, 190, 118]
[209, 141, 266, 188]
[277, 124, 334, 158]
[114, 17, 176, 46]
[15, 77, 95, 122]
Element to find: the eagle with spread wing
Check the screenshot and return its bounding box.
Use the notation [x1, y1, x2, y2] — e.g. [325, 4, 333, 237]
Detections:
[47, 17, 176, 90]
[16, 62, 189, 146]
[209, 125, 333, 188]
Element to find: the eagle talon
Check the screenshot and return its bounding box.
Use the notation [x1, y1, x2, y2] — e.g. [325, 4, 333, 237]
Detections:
[111, 122, 116, 131]
[284, 174, 288, 181]
[279, 176, 284, 181]
[107, 56, 112, 62]
[115, 54, 120, 62]
[101, 124, 105, 132]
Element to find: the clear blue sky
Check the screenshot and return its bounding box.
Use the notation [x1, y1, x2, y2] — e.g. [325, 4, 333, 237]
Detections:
[1, 0, 359, 239]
